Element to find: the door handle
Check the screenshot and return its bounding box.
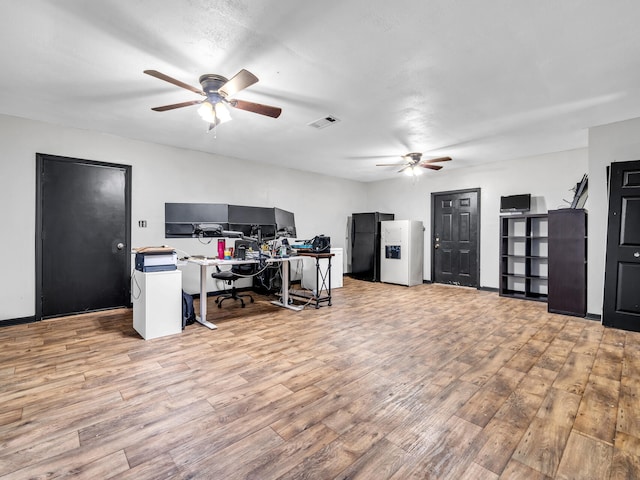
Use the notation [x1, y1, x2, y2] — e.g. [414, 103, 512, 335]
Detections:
[635, 252, 640, 258]
[434, 243, 440, 249]
[116, 242, 125, 250]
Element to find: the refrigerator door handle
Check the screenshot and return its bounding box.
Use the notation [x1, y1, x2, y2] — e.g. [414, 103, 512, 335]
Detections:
[351, 221, 355, 247]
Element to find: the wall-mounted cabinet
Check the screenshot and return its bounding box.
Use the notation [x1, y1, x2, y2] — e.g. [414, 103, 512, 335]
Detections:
[499, 214, 548, 302]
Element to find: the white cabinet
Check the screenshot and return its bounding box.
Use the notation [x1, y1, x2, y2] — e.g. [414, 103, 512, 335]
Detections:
[302, 248, 343, 291]
[132, 269, 182, 340]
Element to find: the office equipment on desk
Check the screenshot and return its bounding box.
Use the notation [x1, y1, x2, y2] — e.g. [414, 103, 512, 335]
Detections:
[291, 235, 330, 254]
[135, 246, 175, 253]
[379, 220, 424, 286]
[310, 235, 331, 253]
[134, 247, 177, 272]
[210, 239, 259, 308]
[234, 238, 262, 261]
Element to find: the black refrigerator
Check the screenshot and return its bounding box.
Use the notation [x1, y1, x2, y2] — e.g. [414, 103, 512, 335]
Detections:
[350, 212, 394, 281]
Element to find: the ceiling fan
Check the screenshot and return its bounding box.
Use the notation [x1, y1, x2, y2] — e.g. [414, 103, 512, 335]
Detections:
[144, 69, 282, 129]
[376, 152, 452, 176]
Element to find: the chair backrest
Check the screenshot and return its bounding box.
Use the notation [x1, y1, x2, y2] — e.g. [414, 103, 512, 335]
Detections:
[232, 239, 260, 276]
[231, 262, 256, 276]
[234, 239, 260, 259]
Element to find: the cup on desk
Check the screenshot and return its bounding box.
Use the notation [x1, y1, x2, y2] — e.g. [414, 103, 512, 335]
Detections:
[224, 249, 231, 259]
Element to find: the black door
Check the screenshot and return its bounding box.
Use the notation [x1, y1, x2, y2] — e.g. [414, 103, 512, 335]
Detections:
[603, 160, 640, 331]
[36, 154, 131, 320]
[431, 189, 480, 287]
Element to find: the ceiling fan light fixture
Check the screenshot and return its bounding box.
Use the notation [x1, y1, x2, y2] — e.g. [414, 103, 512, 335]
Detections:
[214, 102, 232, 124]
[198, 101, 215, 122]
[198, 100, 232, 125]
[405, 165, 423, 177]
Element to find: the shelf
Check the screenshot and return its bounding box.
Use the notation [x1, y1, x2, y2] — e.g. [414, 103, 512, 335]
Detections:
[502, 236, 547, 239]
[499, 213, 549, 303]
[502, 273, 548, 280]
[500, 289, 548, 302]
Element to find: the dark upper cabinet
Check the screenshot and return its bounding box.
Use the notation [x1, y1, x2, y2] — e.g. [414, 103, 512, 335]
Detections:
[548, 209, 587, 317]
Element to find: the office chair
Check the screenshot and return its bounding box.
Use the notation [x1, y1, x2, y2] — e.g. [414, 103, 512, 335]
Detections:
[210, 239, 259, 308]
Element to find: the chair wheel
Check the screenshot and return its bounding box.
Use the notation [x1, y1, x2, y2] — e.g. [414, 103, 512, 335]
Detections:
[250, 297, 254, 303]
[241, 303, 245, 308]
[217, 304, 222, 308]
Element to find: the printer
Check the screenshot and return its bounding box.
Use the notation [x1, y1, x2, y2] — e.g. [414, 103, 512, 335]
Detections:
[134, 247, 177, 272]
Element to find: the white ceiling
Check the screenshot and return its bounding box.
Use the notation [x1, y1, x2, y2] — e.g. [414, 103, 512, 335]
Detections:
[2, 1, 640, 182]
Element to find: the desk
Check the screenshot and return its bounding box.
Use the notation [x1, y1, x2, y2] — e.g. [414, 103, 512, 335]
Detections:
[291, 252, 333, 308]
[268, 256, 304, 313]
[187, 256, 303, 329]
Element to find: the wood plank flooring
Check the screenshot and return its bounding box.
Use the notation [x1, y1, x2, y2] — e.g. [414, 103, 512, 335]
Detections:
[1, 278, 640, 479]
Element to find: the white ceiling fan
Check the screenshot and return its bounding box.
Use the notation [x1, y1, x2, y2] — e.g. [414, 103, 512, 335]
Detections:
[143, 68, 282, 130]
[376, 152, 452, 176]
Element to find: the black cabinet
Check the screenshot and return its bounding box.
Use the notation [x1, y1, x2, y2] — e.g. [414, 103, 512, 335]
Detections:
[548, 209, 587, 317]
[499, 214, 548, 301]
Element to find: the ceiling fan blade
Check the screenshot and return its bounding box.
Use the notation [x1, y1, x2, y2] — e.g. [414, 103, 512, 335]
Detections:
[151, 100, 204, 112]
[422, 156, 452, 164]
[376, 163, 408, 167]
[421, 164, 443, 171]
[144, 70, 205, 96]
[231, 99, 282, 118]
[398, 165, 412, 174]
[219, 69, 259, 98]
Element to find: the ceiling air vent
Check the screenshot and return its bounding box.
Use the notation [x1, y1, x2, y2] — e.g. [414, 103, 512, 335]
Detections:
[308, 115, 341, 129]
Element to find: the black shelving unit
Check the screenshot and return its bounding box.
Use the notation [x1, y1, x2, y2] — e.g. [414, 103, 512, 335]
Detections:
[499, 214, 548, 302]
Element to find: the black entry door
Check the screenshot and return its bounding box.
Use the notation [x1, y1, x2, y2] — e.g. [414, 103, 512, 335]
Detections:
[603, 160, 640, 331]
[431, 189, 480, 287]
[36, 154, 131, 320]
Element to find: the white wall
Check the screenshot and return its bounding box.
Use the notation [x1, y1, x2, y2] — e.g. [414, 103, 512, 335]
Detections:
[0, 114, 367, 321]
[5, 108, 632, 322]
[364, 148, 589, 290]
[588, 117, 640, 316]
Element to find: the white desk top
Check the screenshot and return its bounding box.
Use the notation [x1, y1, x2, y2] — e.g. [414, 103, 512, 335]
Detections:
[186, 255, 301, 266]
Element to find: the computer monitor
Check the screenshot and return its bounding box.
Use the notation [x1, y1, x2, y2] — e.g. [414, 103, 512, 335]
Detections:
[500, 194, 531, 213]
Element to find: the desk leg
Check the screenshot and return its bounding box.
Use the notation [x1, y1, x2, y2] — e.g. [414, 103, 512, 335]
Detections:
[195, 263, 217, 330]
[271, 259, 303, 311]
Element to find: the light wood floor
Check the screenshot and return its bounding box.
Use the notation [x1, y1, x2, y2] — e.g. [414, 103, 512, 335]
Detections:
[1, 278, 640, 479]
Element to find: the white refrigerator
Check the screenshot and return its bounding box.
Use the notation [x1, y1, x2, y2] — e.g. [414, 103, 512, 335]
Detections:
[380, 220, 424, 286]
